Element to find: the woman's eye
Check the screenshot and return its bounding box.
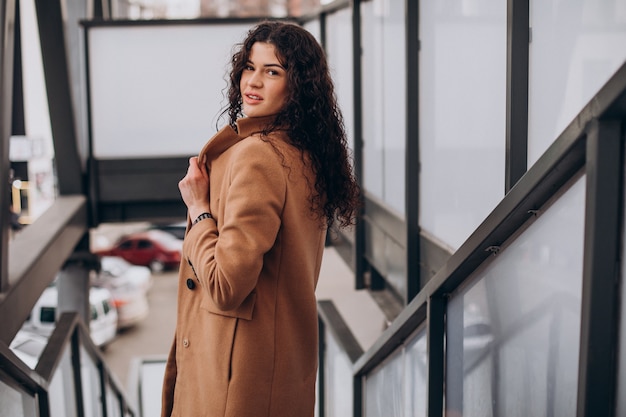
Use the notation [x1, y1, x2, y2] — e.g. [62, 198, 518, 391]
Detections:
[244, 65, 254, 71]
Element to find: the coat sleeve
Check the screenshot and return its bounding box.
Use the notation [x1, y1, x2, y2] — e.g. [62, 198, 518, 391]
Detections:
[183, 137, 286, 312]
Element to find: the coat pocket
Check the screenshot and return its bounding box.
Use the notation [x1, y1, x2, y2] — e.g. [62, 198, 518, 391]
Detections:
[200, 290, 256, 320]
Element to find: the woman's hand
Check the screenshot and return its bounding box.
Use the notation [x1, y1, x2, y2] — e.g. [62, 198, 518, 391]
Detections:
[179, 156, 210, 220]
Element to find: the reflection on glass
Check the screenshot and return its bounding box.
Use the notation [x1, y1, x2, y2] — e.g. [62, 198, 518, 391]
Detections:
[445, 176, 585, 417]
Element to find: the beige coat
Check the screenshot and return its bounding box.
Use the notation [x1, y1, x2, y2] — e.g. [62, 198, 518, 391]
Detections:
[162, 116, 326, 417]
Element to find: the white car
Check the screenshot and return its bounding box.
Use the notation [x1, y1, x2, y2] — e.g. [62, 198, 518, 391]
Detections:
[92, 256, 152, 328]
[23, 285, 118, 348]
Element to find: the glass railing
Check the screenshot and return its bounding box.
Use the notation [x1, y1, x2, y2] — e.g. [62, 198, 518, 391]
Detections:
[318, 60, 626, 417]
[317, 300, 363, 417]
[0, 312, 136, 417]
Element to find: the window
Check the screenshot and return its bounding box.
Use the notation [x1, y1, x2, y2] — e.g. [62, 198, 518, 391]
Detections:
[40, 306, 56, 323]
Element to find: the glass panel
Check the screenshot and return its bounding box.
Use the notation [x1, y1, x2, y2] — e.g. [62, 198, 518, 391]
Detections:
[326, 7, 355, 152]
[140, 361, 167, 417]
[324, 327, 353, 417]
[105, 383, 122, 417]
[445, 176, 585, 417]
[361, 0, 406, 215]
[303, 18, 321, 43]
[50, 346, 77, 417]
[404, 328, 427, 417]
[363, 326, 426, 417]
[528, 0, 626, 166]
[361, 1, 384, 201]
[81, 347, 103, 417]
[364, 349, 403, 417]
[0, 379, 26, 417]
[419, 1, 507, 250]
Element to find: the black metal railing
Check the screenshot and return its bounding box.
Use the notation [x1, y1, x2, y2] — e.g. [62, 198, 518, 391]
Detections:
[0, 312, 136, 417]
[317, 60, 626, 417]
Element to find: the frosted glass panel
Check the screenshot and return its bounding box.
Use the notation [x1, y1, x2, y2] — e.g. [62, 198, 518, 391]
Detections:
[365, 350, 403, 417]
[361, 1, 384, 200]
[419, 2, 507, 250]
[304, 19, 321, 43]
[0, 380, 25, 417]
[405, 329, 427, 417]
[105, 383, 122, 417]
[140, 361, 167, 417]
[445, 176, 585, 417]
[326, 8, 355, 152]
[361, 0, 406, 215]
[324, 328, 353, 417]
[88, 24, 252, 158]
[81, 347, 103, 417]
[528, 0, 626, 166]
[50, 347, 76, 417]
[364, 327, 427, 417]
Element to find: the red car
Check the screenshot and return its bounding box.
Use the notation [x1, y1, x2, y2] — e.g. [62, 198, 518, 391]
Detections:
[95, 230, 183, 272]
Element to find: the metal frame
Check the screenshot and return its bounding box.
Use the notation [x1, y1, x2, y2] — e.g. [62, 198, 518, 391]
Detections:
[317, 300, 363, 417]
[577, 119, 623, 417]
[320, 57, 626, 417]
[405, 0, 420, 302]
[0, 196, 88, 345]
[1, 312, 136, 417]
[34, 0, 83, 196]
[505, 0, 529, 192]
[0, 0, 16, 293]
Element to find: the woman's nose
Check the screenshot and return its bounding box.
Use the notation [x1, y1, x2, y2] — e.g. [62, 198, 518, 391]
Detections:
[247, 71, 262, 87]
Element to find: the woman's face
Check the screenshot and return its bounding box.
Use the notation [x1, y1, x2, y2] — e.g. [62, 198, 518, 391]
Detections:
[240, 42, 288, 118]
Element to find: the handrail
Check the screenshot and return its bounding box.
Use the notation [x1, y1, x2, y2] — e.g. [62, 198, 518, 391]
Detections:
[0, 195, 88, 345]
[353, 59, 626, 378]
[0, 311, 137, 417]
[318, 300, 363, 363]
[315, 60, 626, 417]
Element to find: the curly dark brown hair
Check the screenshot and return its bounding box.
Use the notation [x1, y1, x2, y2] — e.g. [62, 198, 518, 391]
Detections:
[223, 21, 360, 228]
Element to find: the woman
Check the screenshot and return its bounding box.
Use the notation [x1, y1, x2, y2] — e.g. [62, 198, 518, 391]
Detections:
[162, 21, 360, 417]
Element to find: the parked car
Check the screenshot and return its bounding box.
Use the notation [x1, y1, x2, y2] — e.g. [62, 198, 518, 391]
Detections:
[23, 286, 118, 348]
[92, 256, 151, 329]
[94, 229, 183, 272]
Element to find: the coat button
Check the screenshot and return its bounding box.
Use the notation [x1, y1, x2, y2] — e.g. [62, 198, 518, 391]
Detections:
[186, 278, 196, 290]
[183, 339, 189, 348]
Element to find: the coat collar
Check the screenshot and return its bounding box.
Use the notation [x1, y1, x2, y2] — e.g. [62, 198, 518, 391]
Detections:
[198, 115, 277, 163]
